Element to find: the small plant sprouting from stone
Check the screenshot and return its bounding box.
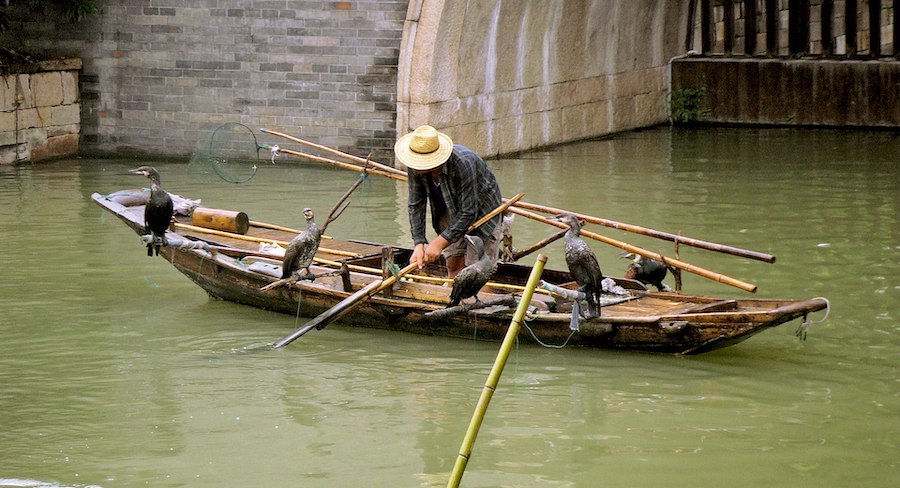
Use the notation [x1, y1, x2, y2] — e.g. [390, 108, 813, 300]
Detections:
[668, 87, 711, 125]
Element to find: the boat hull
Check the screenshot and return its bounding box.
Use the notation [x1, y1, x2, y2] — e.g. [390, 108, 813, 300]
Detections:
[93, 191, 828, 355]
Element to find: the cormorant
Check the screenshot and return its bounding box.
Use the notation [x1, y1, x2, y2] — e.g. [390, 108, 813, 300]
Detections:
[281, 207, 321, 280]
[558, 214, 604, 319]
[447, 235, 495, 308]
[622, 252, 672, 291]
[130, 166, 174, 257]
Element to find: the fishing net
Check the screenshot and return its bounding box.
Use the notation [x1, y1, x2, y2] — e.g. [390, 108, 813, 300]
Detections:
[188, 122, 275, 184]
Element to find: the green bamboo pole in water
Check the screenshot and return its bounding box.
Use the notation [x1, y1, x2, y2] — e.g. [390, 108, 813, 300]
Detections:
[447, 254, 548, 488]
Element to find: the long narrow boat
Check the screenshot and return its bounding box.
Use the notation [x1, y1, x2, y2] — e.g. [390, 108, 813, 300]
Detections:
[93, 189, 827, 355]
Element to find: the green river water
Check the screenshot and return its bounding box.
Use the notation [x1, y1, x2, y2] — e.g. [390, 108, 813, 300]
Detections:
[0, 126, 896, 487]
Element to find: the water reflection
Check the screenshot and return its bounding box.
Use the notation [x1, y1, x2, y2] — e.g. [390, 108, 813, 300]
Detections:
[0, 127, 897, 487]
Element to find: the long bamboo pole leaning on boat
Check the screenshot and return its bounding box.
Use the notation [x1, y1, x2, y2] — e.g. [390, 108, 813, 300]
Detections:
[509, 199, 776, 263]
[272, 195, 524, 347]
[262, 127, 772, 263]
[447, 254, 548, 488]
[261, 128, 404, 178]
[508, 206, 758, 293]
[275, 146, 404, 181]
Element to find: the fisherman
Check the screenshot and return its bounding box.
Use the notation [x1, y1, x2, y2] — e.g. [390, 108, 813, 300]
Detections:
[394, 125, 503, 278]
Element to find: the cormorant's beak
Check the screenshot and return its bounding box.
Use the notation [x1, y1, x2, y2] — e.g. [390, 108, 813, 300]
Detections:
[128, 168, 148, 176]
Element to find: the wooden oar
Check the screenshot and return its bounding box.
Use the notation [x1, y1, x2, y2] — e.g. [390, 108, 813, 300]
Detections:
[447, 254, 548, 488]
[509, 199, 776, 263]
[272, 196, 524, 347]
[272, 262, 419, 348]
[508, 207, 758, 293]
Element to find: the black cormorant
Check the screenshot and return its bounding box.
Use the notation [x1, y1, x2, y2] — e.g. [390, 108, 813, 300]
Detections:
[281, 207, 322, 280]
[447, 235, 495, 308]
[130, 166, 174, 257]
[558, 214, 604, 319]
[622, 252, 671, 291]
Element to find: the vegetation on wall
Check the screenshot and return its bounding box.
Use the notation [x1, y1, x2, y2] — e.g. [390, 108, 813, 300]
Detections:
[0, 0, 97, 69]
[668, 86, 711, 125]
[0, 0, 98, 33]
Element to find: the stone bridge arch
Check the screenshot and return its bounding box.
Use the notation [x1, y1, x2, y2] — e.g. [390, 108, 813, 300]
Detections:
[396, 0, 692, 158]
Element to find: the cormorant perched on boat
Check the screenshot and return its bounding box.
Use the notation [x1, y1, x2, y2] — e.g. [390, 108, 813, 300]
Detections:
[281, 207, 321, 281]
[447, 235, 495, 308]
[622, 252, 672, 292]
[130, 166, 174, 257]
[557, 214, 604, 319]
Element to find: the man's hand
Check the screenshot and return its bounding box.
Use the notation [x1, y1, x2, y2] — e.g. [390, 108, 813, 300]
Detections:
[410, 243, 427, 269]
[410, 236, 451, 269]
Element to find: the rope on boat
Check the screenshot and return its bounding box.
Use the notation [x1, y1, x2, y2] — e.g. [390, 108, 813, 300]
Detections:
[520, 313, 578, 349]
[796, 296, 831, 341]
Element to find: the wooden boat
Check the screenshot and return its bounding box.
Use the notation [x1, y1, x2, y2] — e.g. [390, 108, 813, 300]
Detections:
[92, 189, 828, 355]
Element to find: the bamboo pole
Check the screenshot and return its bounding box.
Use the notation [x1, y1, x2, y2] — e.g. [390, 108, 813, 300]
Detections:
[261, 128, 405, 178]
[509, 199, 776, 263]
[248, 220, 333, 240]
[447, 254, 548, 488]
[507, 207, 758, 293]
[509, 227, 568, 261]
[275, 147, 404, 181]
[173, 223, 359, 258]
[259, 128, 770, 287]
[211, 245, 554, 297]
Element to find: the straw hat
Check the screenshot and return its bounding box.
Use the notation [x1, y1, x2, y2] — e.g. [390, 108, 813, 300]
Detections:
[394, 125, 453, 171]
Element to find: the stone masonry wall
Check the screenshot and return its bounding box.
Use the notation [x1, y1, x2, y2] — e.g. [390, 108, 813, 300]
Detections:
[0, 1, 407, 162]
[0, 59, 81, 164]
[700, 0, 895, 56]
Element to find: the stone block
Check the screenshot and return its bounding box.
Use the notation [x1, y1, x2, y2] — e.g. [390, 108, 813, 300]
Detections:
[16, 74, 34, 109]
[0, 143, 29, 165]
[0, 110, 15, 132]
[51, 104, 81, 126]
[32, 71, 64, 107]
[17, 107, 40, 129]
[31, 133, 79, 162]
[61, 71, 79, 104]
[1, 76, 16, 112]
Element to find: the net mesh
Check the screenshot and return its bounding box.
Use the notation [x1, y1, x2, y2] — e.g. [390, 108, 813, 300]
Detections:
[188, 122, 268, 184]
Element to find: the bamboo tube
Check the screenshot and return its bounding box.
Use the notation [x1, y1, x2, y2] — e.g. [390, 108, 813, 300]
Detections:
[509, 199, 776, 263]
[192, 207, 250, 234]
[447, 254, 548, 488]
[173, 223, 359, 258]
[507, 207, 758, 293]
